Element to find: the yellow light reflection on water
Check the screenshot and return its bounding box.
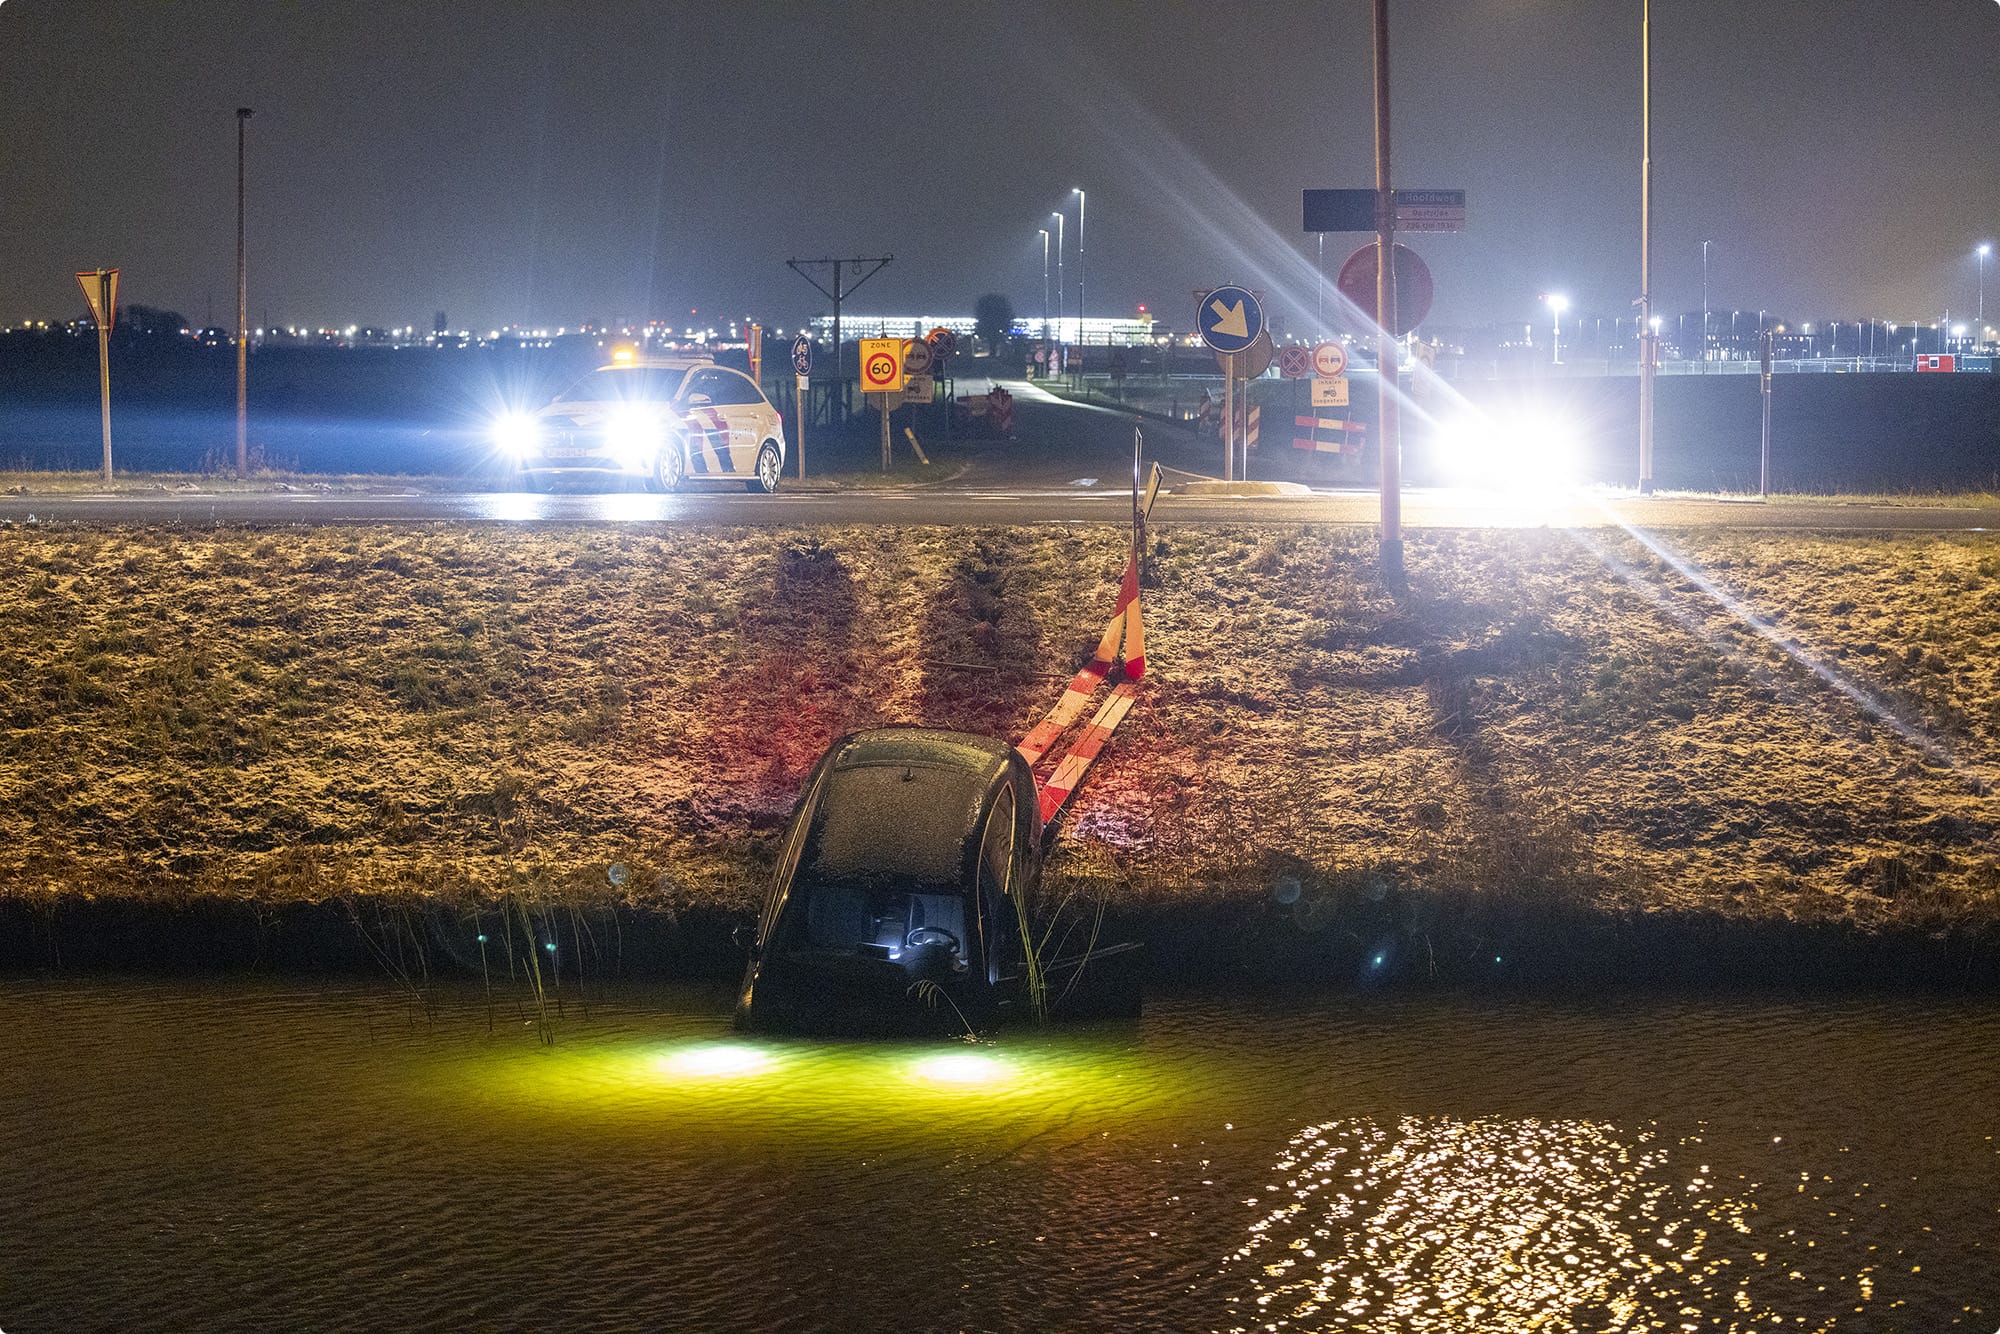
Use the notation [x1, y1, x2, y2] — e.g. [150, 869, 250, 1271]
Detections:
[439, 1027, 1186, 1145]
[659, 1043, 779, 1078]
[908, 1051, 1013, 1087]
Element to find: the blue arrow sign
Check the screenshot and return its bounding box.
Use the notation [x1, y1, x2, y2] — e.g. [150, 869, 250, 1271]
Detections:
[791, 334, 813, 376]
[1197, 285, 1263, 354]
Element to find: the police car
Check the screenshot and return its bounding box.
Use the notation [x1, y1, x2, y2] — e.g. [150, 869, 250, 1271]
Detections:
[490, 350, 788, 492]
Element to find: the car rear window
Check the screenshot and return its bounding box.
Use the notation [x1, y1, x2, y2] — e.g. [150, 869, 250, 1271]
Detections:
[798, 762, 986, 889]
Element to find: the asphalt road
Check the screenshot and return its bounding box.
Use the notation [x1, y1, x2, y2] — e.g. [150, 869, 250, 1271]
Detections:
[3, 380, 1994, 532]
[4, 485, 1999, 531]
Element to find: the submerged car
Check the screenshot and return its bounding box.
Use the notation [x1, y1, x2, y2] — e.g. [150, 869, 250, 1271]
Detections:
[733, 727, 1139, 1035]
[491, 352, 787, 492]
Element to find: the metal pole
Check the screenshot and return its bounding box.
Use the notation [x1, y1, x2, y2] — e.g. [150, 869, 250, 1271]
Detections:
[97, 298, 113, 482]
[1759, 327, 1773, 497]
[1373, 0, 1403, 585]
[1039, 229, 1050, 342]
[1637, 0, 1654, 494]
[1222, 352, 1235, 482]
[1074, 188, 1086, 386]
[1316, 233, 1325, 337]
[235, 107, 252, 475]
[1051, 212, 1064, 371]
[796, 373, 808, 480]
[1701, 239, 1710, 373]
[832, 259, 843, 394]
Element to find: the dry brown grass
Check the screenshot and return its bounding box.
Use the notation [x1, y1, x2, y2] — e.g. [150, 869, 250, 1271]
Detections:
[1, 522, 1996, 937]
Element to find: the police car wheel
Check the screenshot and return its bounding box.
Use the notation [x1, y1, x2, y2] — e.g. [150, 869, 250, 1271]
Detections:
[648, 440, 686, 493]
[747, 441, 782, 494]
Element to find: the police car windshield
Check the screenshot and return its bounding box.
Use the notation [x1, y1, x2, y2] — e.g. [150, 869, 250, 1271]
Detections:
[554, 366, 690, 404]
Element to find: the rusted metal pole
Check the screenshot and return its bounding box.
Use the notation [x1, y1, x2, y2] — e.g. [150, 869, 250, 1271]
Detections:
[1373, 0, 1403, 586]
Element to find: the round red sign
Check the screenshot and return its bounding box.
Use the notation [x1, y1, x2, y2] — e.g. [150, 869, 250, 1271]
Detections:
[1335, 243, 1433, 337]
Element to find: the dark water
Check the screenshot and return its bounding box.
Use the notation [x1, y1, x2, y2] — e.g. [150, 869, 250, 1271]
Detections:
[2, 978, 1995, 1332]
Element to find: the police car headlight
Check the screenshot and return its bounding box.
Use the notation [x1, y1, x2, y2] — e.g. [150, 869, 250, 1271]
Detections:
[607, 405, 663, 464]
[490, 412, 542, 457]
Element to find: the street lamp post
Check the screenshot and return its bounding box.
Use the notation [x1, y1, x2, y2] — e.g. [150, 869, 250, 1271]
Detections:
[1543, 293, 1569, 365]
[1072, 187, 1086, 367]
[1979, 243, 1991, 338]
[1040, 228, 1053, 336]
[1050, 211, 1064, 369]
[1700, 239, 1711, 371]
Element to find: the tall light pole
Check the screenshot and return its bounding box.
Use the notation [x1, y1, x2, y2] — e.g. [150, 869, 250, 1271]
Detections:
[1050, 210, 1065, 363]
[235, 106, 253, 475]
[1543, 292, 1569, 364]
[1700, 239, 1711, 371]
[1038, 228, 1050, 340]
[1072, 187, 1086, 354]
[1637, 0, 1655, 493]
[1979, 242, 1991, 335]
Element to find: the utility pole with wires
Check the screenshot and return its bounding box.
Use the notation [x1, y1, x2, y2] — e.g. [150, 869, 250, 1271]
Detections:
[784, 255, 891, 422]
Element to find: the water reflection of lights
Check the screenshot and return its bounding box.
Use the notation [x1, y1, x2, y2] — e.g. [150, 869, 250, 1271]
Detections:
[1219, 1117, 1875, 1331]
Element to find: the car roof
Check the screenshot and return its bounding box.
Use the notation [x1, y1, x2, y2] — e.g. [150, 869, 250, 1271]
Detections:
[593, 355, 718, 373]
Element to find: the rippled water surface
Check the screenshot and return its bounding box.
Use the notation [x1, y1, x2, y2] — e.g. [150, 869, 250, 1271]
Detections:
[2, 978, 1995, 1331]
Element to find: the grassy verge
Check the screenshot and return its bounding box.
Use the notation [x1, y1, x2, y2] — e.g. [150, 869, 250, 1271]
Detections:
[1, 522, 1996, 983]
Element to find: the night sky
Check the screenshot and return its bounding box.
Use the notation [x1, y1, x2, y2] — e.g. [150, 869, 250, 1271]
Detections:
[4, 0, 1998, 336]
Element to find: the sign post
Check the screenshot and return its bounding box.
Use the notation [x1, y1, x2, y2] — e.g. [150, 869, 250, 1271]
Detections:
[1196, 285, 1264, 484]
[791, 333, 812, 480]
[859, 337, 906, 470]
[75, 267, 119, 481]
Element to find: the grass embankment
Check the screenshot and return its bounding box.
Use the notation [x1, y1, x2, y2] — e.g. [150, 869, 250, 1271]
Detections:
[2, 522, 1996, 983]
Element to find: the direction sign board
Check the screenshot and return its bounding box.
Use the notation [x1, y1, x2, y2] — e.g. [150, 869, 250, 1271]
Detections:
[1311, 376, 1350, 408]
[1337, 243, 1434, 337]
[859, 337, 905, 392]
[1394, 188, 1467, 234]
[1277, 345, 1312, 379]
[791, 333, 812, 376]
[1303, 189, 1376, 234]
[1311, 341, 1348, 377]
[901, 337, 933, 376]
[1197, 285, 1263, 353]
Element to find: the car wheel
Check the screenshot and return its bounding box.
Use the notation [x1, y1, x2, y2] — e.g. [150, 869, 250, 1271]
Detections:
[649, 438, 686, 493]
[747, 441, 782, 493]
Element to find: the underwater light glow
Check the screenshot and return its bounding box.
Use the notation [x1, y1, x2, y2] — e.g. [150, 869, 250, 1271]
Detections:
[661, 1044, 778, 1078]
[910, 1051, 1012, 1087]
